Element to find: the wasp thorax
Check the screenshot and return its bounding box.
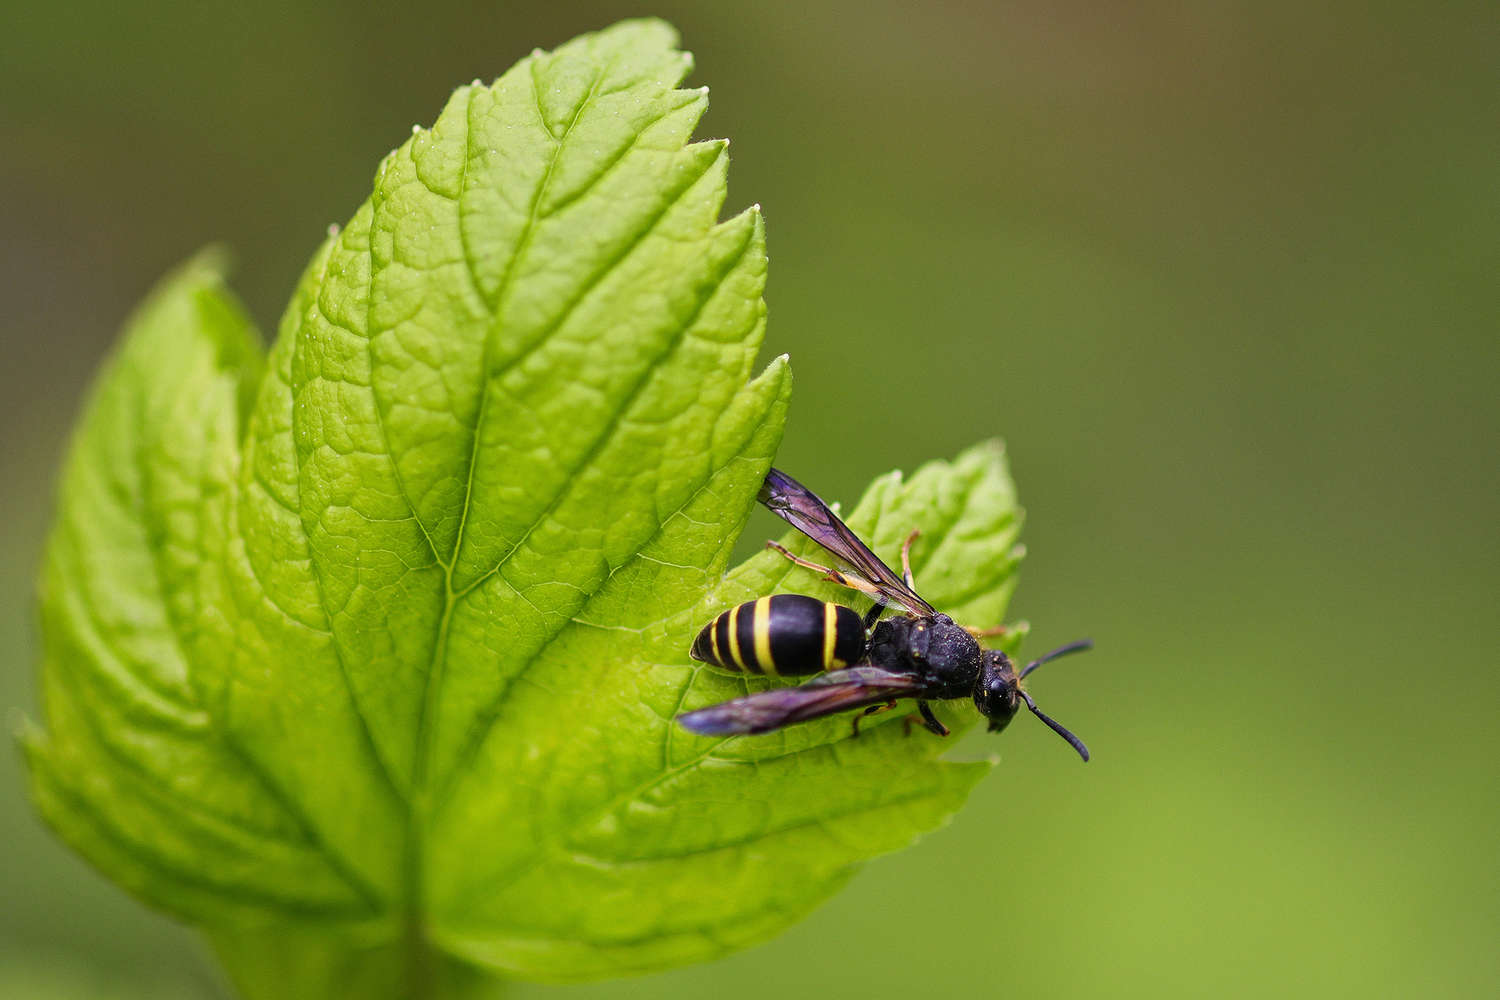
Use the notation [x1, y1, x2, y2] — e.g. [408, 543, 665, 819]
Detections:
[920, 615, 981, 667]
[888, 614, 981, 699]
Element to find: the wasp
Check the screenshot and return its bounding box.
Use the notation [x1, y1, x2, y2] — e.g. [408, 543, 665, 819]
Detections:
[678, 468, 1091, 760]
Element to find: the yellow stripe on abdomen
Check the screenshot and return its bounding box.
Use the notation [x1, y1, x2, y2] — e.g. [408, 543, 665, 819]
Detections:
[753, 596, 778, 675]
[726, 604, 749, 671]
[708, 611, 724, 665]
[823, 602, 840, 667]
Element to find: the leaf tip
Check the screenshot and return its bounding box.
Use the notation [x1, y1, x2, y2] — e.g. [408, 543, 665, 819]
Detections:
[173, 245, 230, 288]
[964, 436, 1008, 460]
[757, 352, 794, 403]
[588, 17, 685, 65]
[8, 708, 42, 752]
[13, 713, 56, 812]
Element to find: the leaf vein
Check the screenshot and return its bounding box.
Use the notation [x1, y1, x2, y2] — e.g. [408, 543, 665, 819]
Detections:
[287, 277, 413, 813]
[450, 168, 744, 603]
[564, 786, 951, 866]
[35, 755, 381, 918]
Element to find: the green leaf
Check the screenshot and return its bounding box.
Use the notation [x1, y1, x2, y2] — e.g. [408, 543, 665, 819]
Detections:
[23, 19, 1027, 994]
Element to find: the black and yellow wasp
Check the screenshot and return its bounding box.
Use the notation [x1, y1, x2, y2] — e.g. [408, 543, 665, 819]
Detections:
[679, 468, 1091, 760]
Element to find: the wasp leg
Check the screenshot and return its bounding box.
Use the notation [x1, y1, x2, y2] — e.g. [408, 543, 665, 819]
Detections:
[766, 540, 888, 604]
[916, 700, 949, 737]
[900, 529, 920, 590]
[862, 601, 886, 630]
[968, 624, 1009, 639]
[851, 700, 899, 738]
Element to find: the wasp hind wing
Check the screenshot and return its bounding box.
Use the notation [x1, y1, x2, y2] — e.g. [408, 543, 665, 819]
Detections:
[677, 666, 927, 736]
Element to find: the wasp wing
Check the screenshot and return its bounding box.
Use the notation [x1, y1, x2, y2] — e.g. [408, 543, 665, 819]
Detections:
[677, 666, 928, 736]
[759, 468, 936, 616]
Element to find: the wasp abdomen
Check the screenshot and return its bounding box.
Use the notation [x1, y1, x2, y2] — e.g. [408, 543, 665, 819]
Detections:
[690, 594, 866, 676]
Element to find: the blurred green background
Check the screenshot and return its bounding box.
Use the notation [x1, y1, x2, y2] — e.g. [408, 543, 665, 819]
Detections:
[3, 2, 1495, 997]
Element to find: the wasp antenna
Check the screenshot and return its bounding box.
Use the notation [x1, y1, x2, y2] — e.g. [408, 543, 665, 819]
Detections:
[1019, 690, 1090, 762]
[1018, 638, 1093, 680]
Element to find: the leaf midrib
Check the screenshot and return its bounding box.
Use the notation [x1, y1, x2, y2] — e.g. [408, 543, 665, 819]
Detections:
[406, 59, 606, 803]
[327, 56, 624, 943]
[310, 44, 718, 925]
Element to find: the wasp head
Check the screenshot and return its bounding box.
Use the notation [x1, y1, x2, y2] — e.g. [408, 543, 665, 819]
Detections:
[973, 641, 1093, 761]
[972, 651, 1021, 732]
